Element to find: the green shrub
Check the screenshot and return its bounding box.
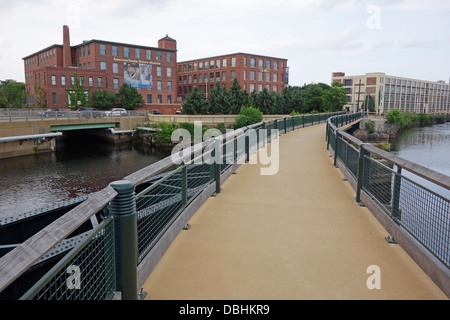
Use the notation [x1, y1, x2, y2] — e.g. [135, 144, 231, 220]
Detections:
[234, 106, 263, 129]
[153, 121, 179, 143]
[217, 122, 226, 133]
[366, 120, 375, 134]
[386, 109, 401, 125]
[381, 142, 390, 152]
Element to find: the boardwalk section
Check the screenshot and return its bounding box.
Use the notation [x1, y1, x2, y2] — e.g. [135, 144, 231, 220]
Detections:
[142, 123, 447, 300]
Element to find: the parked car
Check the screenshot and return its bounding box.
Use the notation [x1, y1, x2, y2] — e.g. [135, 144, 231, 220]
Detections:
[104, 108, 128, 117]
[152, 110, 163, 114]
[77, 107, 103, 118]
[44, 108, 68, 117]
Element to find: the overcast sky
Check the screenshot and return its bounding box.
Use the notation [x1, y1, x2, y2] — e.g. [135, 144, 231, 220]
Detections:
[1, 0, 449, 86]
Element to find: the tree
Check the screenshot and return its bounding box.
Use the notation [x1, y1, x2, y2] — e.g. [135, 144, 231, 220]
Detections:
[67, 73, 91, 109]
[278, 86, 304, 114]
[302, 83, 329, 113]
[92, 89, 118, 110]
[254, 88, 273, 114]
[321, 81, 348, 112]
[208, 82, 230, 114]
[118, 83, 144, 110]
[0, 80, 26, 108]
[181, 86, 208, 114]
[363, 94, 375, 113]
[234, 106, 263, 128]
[228, 78, 248, 114]
[33, 86, 47, 109]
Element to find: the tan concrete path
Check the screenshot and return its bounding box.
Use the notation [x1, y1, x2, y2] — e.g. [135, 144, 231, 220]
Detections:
[142, 123, 447, 300]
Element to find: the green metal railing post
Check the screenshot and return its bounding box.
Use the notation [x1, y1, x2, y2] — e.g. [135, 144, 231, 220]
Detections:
[245, 132, 250, 163]
[284, 117, 287, 134]
[392, 166, 402, 222]
[181, 165, 188, 207]
[302, 115, 305, 128]
[326, 123, 330, 151]
[213, 139, 221, 194]
[109, 180, 138, 300]
[262, 122, 266, 147]
[355, 144, 368, 204]
[292, 116, 295, 131]
[333, 130, 340, 167]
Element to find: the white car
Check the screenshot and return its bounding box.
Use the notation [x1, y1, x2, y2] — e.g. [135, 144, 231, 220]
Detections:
[105, 108, 128, 116]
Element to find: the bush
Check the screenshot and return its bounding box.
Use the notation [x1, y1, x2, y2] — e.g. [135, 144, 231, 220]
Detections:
[386, 110, 413, 129]
[153, 121, 179, 143]
[234, 106, 263, 129]
[366, 120, 375, 134]
[217, 122, 227, 133]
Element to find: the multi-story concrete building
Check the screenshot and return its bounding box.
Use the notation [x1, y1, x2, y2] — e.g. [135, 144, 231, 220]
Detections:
[23, 26, 180, 113]
[332, 72, 450, 114]
[177, 53, 289, 101]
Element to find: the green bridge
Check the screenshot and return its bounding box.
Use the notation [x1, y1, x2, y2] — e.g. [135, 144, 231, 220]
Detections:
[0, 112, 448, 300]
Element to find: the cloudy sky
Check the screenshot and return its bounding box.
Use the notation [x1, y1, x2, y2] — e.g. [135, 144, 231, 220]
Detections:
[0, 0, 449, 86]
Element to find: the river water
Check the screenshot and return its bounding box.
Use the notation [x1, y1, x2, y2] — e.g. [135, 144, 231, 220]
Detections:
[390, 121, 450, 199]
[0, 136, 170, 218]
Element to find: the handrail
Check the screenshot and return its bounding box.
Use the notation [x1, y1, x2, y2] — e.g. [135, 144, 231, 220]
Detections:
[328, 115, 450, 190]
[0, 186, 117, 293]
[363, 144, 450, 191]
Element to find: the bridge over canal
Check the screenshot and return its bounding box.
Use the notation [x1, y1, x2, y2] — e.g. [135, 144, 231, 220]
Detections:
[0, 112, 448, 300]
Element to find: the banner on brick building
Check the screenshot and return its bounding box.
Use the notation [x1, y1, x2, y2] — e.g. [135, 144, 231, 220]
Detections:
[124, 62, 153, 89]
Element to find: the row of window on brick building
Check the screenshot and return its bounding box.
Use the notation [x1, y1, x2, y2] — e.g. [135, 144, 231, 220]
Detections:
[179, 70, 283, 85]
[178, 57, 284, 73]
[80, 43, 172, 62]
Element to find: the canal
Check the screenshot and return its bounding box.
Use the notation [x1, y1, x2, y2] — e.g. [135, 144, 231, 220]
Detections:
[0, 135, 170, 217]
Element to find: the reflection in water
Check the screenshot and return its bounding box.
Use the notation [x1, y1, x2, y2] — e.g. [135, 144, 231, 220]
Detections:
[0, 135, 170, 217]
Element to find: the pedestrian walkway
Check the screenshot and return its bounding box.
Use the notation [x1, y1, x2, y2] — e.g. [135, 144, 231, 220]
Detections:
[142, 123, 447, 300]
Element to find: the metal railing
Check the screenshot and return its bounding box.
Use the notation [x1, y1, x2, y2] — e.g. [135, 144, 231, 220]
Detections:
[0, 108, 148, 122]
[327, 113, 450, 295]
[0, 111, 345, 300]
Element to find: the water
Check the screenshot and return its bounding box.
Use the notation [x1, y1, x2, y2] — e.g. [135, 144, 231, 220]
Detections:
[390, 121, 450, 177]
[389, 122, 450, 200]
[0, 136, 170, 217]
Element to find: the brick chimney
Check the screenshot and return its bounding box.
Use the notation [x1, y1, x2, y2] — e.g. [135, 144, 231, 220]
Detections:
[63, 25, 72, 67]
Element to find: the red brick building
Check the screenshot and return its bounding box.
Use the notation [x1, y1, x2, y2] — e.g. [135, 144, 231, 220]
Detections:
[23, 26, 180, 113]
[177, 53, 289, 101]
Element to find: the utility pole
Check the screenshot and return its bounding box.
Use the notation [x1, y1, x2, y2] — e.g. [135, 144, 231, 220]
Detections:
[357, 79, 361, 115]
